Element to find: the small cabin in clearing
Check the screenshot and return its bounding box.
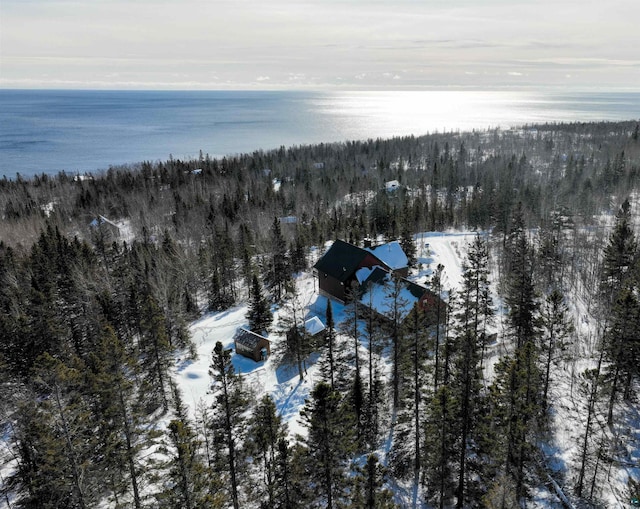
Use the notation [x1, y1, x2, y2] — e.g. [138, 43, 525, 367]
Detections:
[234, 328, 270, 362]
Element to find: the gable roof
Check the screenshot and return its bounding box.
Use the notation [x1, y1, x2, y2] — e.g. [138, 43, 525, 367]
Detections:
[365, 241, 408, 271]
[234, 328, 269, 350]
[314, 239, 374, 282]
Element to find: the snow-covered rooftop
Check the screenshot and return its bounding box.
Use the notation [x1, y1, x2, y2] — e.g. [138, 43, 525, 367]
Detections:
[304, 316, 326, 336]
[366, 241, 408, 271]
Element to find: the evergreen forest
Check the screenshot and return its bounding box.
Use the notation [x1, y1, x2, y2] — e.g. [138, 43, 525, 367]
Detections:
[1, 120, 640, 507]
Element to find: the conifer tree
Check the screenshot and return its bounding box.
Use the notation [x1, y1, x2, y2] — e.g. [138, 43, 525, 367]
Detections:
[266, 217, 292, 301]
[87, 323, 145, 509]
[451, 235, 493, 506]
[246, 274, 272, 334]
[246, 395, 288, 508]
[540, 289, 573, 412]
[323, 299, 337, 389]
[274, 438, 297, 509]
[350, 454, 396, 508]
[362, 285, 385, 449]
[277, 286, 313, 382]
[599, 198, 639, 423]
[10, 354, 96, 509]
[139, 293, 172, 413]
[383, 274, 409, 409]
[209, 341, 249, 509]
[491, 204, 542, 501]
[299, 381, 356, 508]
[423, 385, 457, 509]
[431, 263, 445, 391]
[160, 383, 220, 508]
[399, 201, 417, 267]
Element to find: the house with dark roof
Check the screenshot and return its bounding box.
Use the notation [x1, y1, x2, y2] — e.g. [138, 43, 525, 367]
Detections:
[234, 328, 270, 362]
[313, 239, 394, 303]
[314, 239, 443, 324]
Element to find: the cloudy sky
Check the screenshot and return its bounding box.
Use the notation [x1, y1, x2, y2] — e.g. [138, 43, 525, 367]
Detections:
[1, 0, 639, 90]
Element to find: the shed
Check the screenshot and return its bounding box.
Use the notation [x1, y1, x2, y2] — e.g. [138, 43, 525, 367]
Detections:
[304, 316, 326, 337]
[234, 328, 271, 362]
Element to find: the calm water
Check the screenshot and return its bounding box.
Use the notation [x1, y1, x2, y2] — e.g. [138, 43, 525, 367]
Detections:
[1, 89, 639, 178]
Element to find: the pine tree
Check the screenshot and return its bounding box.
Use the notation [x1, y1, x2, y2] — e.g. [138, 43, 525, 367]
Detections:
[600, 198, 637, 305]
[274, 438, 297, 509]
[350, 454, 396, 508]
[451, 235, 494, 506]
[383, 274, 410, 409]
[160, 383, 221, 508]
[246, 274, 272, 335]
[209, 341, 249, 509]
[10, 354, 97, 509]
[139, 293, 172, 413]
[431, 263, 445, 392]
[539, 289, 573, 413]
[246, 395, 288, 508]
[491, 204, 542, 501]
[87, 323, 145, 509]
[323, 299, 337, 389]
[423, 385, 458, 509]
[362, 285, 385, 449]
[277, 288, 311, 382]
[298, 382, 356, 508]
[265, 217, 292, 302]
[599, 198, 639, 423]
[399, 201, 417, 267]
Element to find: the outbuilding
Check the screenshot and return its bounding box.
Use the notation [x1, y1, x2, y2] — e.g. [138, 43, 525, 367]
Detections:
[234, 328, 270, 362]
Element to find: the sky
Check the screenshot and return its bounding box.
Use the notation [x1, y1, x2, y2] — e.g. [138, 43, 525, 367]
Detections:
[1, 0, 639, 90]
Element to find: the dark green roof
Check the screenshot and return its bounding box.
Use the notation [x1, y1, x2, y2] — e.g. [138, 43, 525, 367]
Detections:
[314, 239, 371, 282]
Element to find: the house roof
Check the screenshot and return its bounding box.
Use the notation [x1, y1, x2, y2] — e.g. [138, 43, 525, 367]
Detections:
[234, 328, 269, 350]
[304, 316, 326, 336]
[366, 241, 408, 271]
[359, 270, 428, 322]
[314, 239, 375, 282]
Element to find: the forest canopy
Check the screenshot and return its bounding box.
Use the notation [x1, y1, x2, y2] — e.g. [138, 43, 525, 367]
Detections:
[1, 120, 639, 508]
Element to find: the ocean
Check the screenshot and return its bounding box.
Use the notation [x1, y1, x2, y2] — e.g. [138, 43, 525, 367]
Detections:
[1, 89, 639, 178]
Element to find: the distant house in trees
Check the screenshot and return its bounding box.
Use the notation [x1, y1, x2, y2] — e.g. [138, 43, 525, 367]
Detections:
[89, 215, 121, 243]
[234, 328, 270, 362]
[385, 180, 401, 192]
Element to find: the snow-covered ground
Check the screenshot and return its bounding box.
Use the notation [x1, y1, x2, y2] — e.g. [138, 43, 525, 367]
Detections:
[3, 230, 635, 508]
[172, 232, 480, 443]
[170, 230, 639, 507]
